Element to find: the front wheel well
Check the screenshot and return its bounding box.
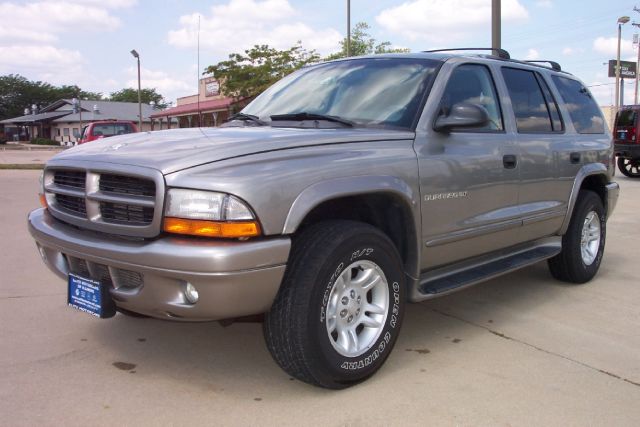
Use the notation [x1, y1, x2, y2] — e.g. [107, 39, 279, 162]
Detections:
[294, 193, 417, 276]
[579, 174, 607, 211]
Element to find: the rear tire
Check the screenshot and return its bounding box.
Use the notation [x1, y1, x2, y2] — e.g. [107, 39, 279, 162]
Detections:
[548, 190, 606, 283]
[617, 157, 640, 177]
[264, 220, 406, 389]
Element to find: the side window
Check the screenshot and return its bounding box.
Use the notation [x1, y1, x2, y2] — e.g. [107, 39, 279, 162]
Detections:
[501, 67, 558, 133]
[439, 64, 504, 131]
[537, 75, 563, 132]
[551, 76, 605, 134]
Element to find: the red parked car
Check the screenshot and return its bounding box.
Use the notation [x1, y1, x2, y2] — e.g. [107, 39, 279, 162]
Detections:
[613, 106, 640, 177]
[79, 120, 139, 145]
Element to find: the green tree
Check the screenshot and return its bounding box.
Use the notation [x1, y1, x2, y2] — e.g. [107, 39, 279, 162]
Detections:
[109, 88, 167, 109]
[325, 22, 409, 60]
[204, 43, 320, 100]
[0, 74, 101, 121]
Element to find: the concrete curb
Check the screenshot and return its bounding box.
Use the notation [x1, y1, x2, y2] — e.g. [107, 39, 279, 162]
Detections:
[0, 164, 45, 170]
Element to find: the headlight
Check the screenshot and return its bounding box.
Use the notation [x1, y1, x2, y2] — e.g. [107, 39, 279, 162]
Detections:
[163, 189, 260, 238]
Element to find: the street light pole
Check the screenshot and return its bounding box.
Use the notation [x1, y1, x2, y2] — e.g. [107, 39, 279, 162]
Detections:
[616, 17, 630, 111]
[130, 49, 143, 130]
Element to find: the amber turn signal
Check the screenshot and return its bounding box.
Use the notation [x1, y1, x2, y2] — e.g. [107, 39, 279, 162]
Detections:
[163, 217, 260, 238]
[39, 194, 48, 208]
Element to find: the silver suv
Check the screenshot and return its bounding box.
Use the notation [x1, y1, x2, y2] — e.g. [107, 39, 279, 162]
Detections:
[28, 49, 619, 389]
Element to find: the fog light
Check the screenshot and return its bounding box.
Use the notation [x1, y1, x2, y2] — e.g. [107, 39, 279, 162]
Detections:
[184, 282, 199, 304]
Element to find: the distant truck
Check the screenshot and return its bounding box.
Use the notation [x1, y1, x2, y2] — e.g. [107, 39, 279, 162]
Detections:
[613, 105, 640, 177]
[79, 120, 138, 144]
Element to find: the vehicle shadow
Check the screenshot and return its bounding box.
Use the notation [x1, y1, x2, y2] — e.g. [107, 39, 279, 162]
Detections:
[89, 262, 574, 394]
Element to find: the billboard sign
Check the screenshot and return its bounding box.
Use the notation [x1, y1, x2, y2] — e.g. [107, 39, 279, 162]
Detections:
[608, 60, 637, 79]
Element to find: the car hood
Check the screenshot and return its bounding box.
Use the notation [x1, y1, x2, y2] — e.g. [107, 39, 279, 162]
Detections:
[51, 127, 415, 174]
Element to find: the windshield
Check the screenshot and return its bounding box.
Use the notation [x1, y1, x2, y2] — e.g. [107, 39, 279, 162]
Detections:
[242, 57, 440, 130]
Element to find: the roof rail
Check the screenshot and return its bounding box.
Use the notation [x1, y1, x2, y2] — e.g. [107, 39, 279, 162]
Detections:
[424, 47, 510, 60]
[524, 60, 561, 71]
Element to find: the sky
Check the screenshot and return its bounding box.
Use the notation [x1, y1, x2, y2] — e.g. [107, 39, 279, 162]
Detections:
[0, 0, 638, 106]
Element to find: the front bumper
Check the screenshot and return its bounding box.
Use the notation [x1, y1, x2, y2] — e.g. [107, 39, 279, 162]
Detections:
[28, 208, 290, 321]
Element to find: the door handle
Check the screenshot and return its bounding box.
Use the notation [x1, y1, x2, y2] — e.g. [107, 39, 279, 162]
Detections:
[503, 154, 517, 169]
[570, 152, 581, 164]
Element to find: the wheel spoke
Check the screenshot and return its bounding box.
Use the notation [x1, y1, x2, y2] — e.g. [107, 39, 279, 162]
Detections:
[359, 314, 382, 329]
[348, 328, 359, 352]
[337, 329, 350, 352]
[327, 315, 337, 333]
[365, 303, 385, 315]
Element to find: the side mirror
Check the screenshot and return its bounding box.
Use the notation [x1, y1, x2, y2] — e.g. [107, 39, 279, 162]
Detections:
[434, 102, 490, 132]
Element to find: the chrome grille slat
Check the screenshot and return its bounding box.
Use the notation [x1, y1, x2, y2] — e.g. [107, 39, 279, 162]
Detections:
[46, 165, 163, 238]
[64, 254, 142, 291]
[53, 170, 86, 189]
[100, 202, 154, 225]
[55, 194, 87, 217]
[100, 174, 155, 197]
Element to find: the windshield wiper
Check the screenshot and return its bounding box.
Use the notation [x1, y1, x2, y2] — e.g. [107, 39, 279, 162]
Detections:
[227, 112, 267, 126]
[270, 112, 354, 127]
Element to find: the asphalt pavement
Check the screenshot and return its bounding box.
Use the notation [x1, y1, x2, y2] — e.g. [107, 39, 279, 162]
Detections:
[1, 170, 639, 426]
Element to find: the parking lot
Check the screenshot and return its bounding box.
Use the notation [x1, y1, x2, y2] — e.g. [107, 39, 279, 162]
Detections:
[1, 169, 639, 426]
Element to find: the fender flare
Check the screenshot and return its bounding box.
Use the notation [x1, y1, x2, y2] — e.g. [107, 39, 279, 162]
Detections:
[559, 163, 609, 235]
[282, 175, 421, 279]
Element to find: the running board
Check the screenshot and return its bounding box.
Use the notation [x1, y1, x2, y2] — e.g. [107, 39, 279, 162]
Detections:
[415, 240, 561, 300]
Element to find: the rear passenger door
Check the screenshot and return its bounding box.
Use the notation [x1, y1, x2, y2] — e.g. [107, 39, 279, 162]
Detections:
[500, 67, 568, 241]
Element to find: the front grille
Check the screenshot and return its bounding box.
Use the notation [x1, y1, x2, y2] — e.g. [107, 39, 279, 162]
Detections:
[45, 167, 161, 237]
[56, 194, 86, 217]
[100, 174, 155, 197]
[100, 202, 154, 225]
[54, 170, 86, 189]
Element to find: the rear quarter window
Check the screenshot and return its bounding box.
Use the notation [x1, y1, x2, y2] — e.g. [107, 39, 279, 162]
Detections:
[551, 76, 605, 134]
[616, 110, 636, 127]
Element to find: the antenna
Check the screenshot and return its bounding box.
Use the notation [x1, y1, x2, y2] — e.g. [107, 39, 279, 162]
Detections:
[197, 14, 201, 127]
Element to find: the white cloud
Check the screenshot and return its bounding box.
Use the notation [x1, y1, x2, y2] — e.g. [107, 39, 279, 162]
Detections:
[125, 66, 193, 102]
[593, 36, 634, 56]
[525, 48, 540, 60]
[0, 45, 83, 75]
[0, 1, 122, 42]
[168, 0, 342, 55]
[535, 0, 553, 8]
[375, 0, 528, 42]
[562, 47, 574, 56]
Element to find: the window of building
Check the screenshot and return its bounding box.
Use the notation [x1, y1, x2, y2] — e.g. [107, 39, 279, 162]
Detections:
[551, 75, 605, 134]
[63, 128, 70, 136]
[438, 64, 504, 131]
[72, 128, 80, 138]
[56, 128, 61, 137]
[501, 67, 561, 133]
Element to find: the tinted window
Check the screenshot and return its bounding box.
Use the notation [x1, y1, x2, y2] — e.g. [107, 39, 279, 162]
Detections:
[551, 76, 605, 134]
[439, 64, 503, 131]
[616, 110, 636, 127]
[537, 75, 563, 132]
[502, 68, 554, 133]
[243, 58, 440, 130]
[92, 123, 133, 137]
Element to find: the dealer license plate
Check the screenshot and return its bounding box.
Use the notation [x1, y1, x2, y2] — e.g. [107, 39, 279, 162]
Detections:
[68, 273, 115, 318]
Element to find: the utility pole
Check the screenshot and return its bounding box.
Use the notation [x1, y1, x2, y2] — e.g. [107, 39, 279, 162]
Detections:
[492, 0, 501, 50]
[616, 17, 630, 111]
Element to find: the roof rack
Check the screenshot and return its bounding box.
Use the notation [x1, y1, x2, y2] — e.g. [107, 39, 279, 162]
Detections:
[524, 60, 561, 71]
[424, 47, 511, 60]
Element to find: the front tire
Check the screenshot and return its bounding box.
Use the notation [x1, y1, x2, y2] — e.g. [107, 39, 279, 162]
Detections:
[548, 190, 606, 283]
[264, 220, 406, 389]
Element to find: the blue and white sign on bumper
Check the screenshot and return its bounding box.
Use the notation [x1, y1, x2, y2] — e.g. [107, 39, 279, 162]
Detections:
[68, 273, 116, 318]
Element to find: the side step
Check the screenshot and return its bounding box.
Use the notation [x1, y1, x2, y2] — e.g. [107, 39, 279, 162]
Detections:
[416, 242, 561, 300]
